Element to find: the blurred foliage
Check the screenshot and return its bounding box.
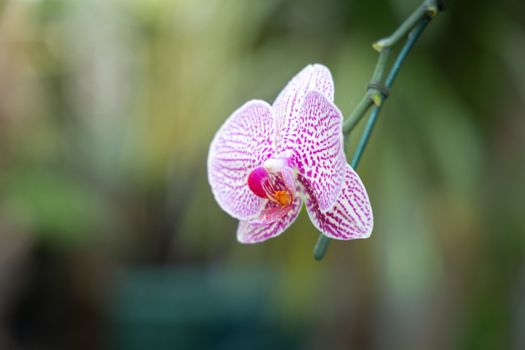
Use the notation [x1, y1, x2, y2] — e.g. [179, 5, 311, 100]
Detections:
[0, 0, 524, 349]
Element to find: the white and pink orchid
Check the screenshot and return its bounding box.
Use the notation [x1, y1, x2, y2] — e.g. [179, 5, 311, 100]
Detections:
[208, 64, 373, 243]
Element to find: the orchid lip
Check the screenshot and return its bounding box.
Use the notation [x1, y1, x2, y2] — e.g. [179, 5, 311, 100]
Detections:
[247, 167, 271, 198]
[247, 166, 295, 207]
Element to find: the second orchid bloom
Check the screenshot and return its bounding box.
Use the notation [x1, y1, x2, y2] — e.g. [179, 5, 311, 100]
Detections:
[208, 64, 373, 243]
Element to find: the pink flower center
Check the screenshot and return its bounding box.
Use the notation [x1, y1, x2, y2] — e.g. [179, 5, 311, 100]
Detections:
[247, 166, 294, 208]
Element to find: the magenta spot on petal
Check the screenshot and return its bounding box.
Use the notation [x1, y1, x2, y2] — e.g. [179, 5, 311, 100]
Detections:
[247, 167, 270, 198]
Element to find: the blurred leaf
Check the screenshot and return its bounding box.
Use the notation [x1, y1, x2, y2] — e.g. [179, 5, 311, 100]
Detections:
[1, 168, 109, 244]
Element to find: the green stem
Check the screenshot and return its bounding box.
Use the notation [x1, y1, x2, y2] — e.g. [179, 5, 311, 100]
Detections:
[342, 94, 373, 134]
[342, 48, 391, 135]
[373, 0, 438, 51]
[314, 234, 331, 261]
[351, 18, 430, 169]
[313, 4, 439, 261]
[371, 48, 392, 84]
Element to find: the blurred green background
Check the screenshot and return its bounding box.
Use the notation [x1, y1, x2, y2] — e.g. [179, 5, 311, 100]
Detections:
[0, 0, 524, 349]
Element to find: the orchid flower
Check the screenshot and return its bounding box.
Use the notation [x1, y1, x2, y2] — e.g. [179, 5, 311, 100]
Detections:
[208, 64, 373, 243]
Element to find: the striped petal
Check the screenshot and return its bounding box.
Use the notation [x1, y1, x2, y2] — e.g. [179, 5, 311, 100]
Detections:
[237, 195, 302, 243]
[303, 164, 373, 240]
[273, 64, 334, 147]
[286, 90, 346, 211]
[208, 100, 276, 220]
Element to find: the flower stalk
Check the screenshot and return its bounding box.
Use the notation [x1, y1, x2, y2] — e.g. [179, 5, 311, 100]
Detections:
[314, 0, 444, 261]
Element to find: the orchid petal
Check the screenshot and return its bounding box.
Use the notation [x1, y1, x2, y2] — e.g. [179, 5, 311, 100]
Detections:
[304, 164, 373, 240]
[208, 100, 276, 220]
[251, 201, 292, 225]
[237, 194, 302, 243]
[273, 64, 334, 146]
[286, 90, 346, 211]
